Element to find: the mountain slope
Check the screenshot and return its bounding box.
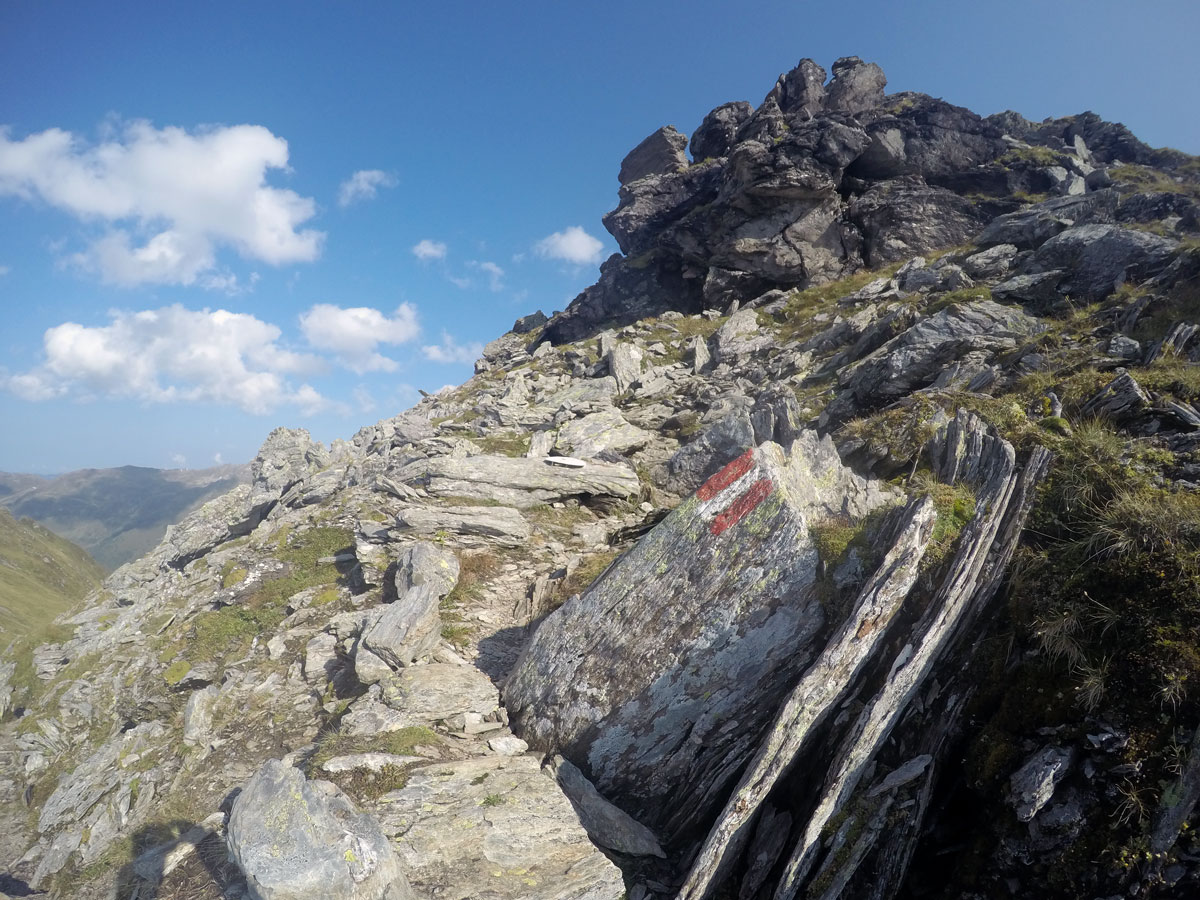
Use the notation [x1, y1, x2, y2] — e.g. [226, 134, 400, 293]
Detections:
[2, 54, 1200, 900]
[0, 508, 104, 638]
[0, 464, 250, 571]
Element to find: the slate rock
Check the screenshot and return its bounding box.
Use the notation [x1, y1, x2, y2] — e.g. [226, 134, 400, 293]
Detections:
[976, 190, 1119, 249]
[227, 759, 413, 900]
[1009, 747, 1073, 822]
[555, 407, 651, 458]
[826, 56, 886, 114]
[830, 300, 1043, 420]
[850, 176, 988, 265]
[404, 455, 640, 508]
[618, 125, 689, 186]
[371, 755, 624, 900]
[394, 504, 531, 548]
[690, 101, 753, 161]
[550, 756, 665, 858]
[362, 543, 459, 670]
[606, 341, 643, 392]
[766, 58, 826, 119]
[512, 310, 548, 334]
[1030, 224, 1176, 300]
[506, 435, 895, 840]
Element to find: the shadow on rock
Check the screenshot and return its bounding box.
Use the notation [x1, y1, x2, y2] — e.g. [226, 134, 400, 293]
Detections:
[114, 819, 238, 900]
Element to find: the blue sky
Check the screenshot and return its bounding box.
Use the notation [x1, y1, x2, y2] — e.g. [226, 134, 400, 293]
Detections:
[1, 0, 1198, 473]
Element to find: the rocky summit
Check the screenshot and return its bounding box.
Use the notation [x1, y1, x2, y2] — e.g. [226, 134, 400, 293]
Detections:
[3, 55, 1200, 900]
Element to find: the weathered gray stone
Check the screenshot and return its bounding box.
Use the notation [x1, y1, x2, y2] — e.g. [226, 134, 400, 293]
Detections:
[1009, 747, 1073, 822]
[826, 57, 886, 114]
[829, 301, 1043, 420]
[555, 407, 651, 458]
[362, 543, 458, 670]
[690, 101, 754, 161]
[402, 455, 640, 508]
[320, 753, 424, 774]
[961, 243, 1019, 280]
[766, 58, 826, 118]
[182, 684, 219, 747]
[606, 341, 643, 392]
[618, 125, 689, 186]
[341, 663, 500, 736]
[678, 496, 936, 899]
[394, 504, 530, 548]
[227, 759, 413, 900]
[373, 755, 624, 900]
[1030, 224, 1176, 300]
[507, 434, 896, 840]
[550, 756, 665, 858]
[1081, 370, 1150, 421]
[976, 190, 1119, 249]
[488, 735, 529, 756]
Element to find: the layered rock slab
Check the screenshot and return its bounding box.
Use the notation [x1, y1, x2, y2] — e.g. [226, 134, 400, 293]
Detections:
[505, 432, 896, 841]
[373, 755, 625, 900]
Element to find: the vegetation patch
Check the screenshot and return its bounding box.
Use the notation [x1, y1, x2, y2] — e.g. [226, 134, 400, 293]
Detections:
[471, 431, 531, 457]
[162, 659, 191, 686]
[219, 561, 248, 588]
[561, 549, 622, 601]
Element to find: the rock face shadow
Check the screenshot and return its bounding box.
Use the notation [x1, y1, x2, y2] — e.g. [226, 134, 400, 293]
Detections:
[474, 623, 536, 688]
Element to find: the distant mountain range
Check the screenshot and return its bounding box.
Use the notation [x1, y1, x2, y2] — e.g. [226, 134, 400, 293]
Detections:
[0, 463, 250, 571]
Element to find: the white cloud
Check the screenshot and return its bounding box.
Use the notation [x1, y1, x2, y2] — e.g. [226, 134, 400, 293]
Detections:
[298, 302, 419, 374]
[422, 332, 484, 365]
[0, 120, 323, 286]
[0, 265, 9, 275]
[213, 452, 224, 464]
[337, 169, 397, 207]
[412, 239, 447, 261]
[1, 305, 327, 414]
[534, 225, 605, 265]
[472, 260, 504, 291]
[447, 274, 471, 289]
[353, 385, 376, 414]
[170, 453, 187, 467]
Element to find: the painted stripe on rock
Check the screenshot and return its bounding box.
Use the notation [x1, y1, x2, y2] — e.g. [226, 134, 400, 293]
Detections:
[710, 478, 774, 536]
[696, 449, 756, 501]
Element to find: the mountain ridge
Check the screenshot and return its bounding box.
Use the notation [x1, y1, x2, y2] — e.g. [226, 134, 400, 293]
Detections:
[2, 54, 1200, 900]
[0, 463, 251, 572]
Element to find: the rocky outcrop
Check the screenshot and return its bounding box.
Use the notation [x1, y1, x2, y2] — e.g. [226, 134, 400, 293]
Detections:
[3, 49, 1199, 900]
[505, 433, 897, 841]
[619, 126, 690, 186]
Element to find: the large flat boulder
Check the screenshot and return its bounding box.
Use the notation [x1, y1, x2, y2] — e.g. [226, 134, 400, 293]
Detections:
[401, 455, 640, 508]
[373, 755, 625, 900]
[505, 433, 895, 841]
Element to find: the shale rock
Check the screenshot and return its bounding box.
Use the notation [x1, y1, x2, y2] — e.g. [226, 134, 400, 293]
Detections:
[618, 125, 689, 185]
[373, 755, 625, 900]
[506, 434, 895, 840]
[361, 542, 458, 669]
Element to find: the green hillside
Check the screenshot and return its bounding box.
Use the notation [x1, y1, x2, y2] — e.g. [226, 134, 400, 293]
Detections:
[0, 507, 105, 638]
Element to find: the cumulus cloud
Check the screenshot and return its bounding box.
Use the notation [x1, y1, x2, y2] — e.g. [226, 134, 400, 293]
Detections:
[473, 260, 504, 291]
[411, 239, 447, 261]
[0, 120, 323, 286]
[298, 302, 419, 374]
[0, 305, 327, 414]
[337, 169, 397, 207]
[534, 225, 605, 265]
[422, 332, 484, 365]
